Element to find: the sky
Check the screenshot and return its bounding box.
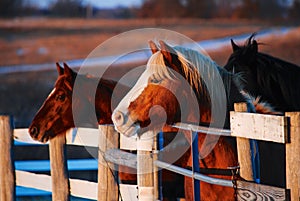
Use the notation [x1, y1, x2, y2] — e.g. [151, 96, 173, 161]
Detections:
[83, 0, 143, 9]
[24, 0, 295, 9]
[25, 0, 143, 9]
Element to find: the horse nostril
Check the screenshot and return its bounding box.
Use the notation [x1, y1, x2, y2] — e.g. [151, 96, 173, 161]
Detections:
[112, 111, 125, 127]
[29, 126, 39, 137]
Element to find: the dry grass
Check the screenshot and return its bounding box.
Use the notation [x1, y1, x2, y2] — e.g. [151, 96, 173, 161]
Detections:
[208, 27, 300, 66]
[0, 17, 274, 66]
[1, 18, 300, 127]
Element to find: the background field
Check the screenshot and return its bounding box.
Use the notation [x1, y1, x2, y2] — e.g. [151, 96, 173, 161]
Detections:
[1, 18, 300, 127]
[1, 18, 300, 67]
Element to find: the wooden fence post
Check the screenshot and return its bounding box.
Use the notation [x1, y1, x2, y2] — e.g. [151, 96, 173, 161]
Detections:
[153, 134, 159, 201]
[285, 112, 300, 201]
[0, 115, 15, 201]
[98, 125, 119, 201]
[234, 103, 254, 181]
[137, 131, 155, 201]
[49, 133, 70, 201]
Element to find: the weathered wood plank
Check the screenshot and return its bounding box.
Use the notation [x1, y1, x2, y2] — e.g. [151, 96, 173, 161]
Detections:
[119, 184, 138, 201]
[230, 111, 288, 143]
[174, 122, 231, 136]
[49, 133, 70, 201]
[98, 125, 119, 201]
[236, 180, 288, 201]
[104, 148, 137, 169]
[120, 134, 137, 150]
[16, 170, 98, 200]
[234, 103, 254, 181]
[66, 127, 99, 147]
[153, 134, 159, 201]
[285, 112, 300, 201]
[0, 115, 15, 201]
[137, 131, 155, 201]
[15, 170, 52, 192]
[14, 128, 46, 144]
[14, 127, 100, 147]
[69, 178, 97, 200]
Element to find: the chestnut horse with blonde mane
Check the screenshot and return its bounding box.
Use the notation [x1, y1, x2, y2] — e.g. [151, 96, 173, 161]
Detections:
[112, 40, 277, 200]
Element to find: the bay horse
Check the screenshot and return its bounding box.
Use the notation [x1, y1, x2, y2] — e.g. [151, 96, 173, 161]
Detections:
[223, 34, 300, 187]
[28, 63, 184, 200]
[112, 40, 277, 200]
[224, 34, 300, 112]
[29, 63, 126, 142]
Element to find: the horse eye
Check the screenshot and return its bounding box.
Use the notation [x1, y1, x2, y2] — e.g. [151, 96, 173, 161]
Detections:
[149, 75, 162, 84]
[56, 94, 66, 101]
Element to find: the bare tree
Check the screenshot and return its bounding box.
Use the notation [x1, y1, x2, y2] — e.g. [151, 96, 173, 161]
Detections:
[184, 0, 216, 18]
[138, 0, 185, 18]
[50, 0, 85, 17]
[0, 0, 22, 17]
[288, 0, 300, 20]
[232, 0, 259, 18]
[257, 0, 282, 19]
[138, 0, 217, 18]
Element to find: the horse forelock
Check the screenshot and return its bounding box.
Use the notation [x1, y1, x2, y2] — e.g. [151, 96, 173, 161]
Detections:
[147, 51, 176, 81]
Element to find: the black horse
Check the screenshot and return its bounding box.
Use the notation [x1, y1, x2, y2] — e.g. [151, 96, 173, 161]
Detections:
[224, 34, 300, 112]
[224, 34, 300, 188]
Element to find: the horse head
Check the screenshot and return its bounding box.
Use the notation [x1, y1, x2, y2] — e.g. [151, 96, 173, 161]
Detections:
[29, 63, 76, 142]
[224, 34, 259, 92]
[112, 40, 229, 137]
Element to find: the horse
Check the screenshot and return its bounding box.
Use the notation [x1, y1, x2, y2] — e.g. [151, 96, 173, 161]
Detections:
[112, 40, 277, 200]
[224, 34, 300, 112]
[223, 34, 300, 187]
[28, 62, 184, 200]
[28, 63, 125, 142]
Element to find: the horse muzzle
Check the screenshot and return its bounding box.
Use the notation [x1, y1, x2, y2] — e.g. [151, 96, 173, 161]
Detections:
[29, 125, 39, 139]
[112, 110, 140, 137]
[28, 124, 50, 143]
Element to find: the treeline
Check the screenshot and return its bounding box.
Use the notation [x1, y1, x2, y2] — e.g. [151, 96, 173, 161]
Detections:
[138, 0, 300, 20]
[1, 0, 300, 20]
[0, 0, 136, 18]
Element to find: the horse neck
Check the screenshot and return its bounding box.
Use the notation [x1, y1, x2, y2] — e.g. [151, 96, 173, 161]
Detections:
[216, 67, 248, 128]
[95, 79, 117, 124]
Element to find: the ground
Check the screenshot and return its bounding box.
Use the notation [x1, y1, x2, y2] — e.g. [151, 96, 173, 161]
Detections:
[1, 17, 300, 126]
[1, 18, 299, 67]
[1, 18, 300, 127]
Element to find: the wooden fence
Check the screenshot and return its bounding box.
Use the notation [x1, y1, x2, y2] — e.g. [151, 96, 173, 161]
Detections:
[0, 102, 299, 200]
[0, 119, 115, 200]
[0, 117, 157, 201]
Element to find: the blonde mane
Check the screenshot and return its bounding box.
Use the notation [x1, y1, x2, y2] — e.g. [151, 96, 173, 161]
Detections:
[146, 46, 233, 109]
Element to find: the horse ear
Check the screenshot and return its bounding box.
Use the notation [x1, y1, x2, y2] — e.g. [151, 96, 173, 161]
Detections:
[231, 39, 240, 52]
[63, 63, 76, 91]
[251, 39, 258, 53]
[56, 62, 64, 75]
[149, 40, 159, 54]
[63, 63, 75, 78]
[159, 40, 183, 75]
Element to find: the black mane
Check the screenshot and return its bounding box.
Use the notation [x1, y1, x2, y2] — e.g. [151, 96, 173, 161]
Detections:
[224, 34, 300, 112]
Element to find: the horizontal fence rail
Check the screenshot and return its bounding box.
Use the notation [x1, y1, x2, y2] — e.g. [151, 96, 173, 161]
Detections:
[154, 160, 233, 187]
